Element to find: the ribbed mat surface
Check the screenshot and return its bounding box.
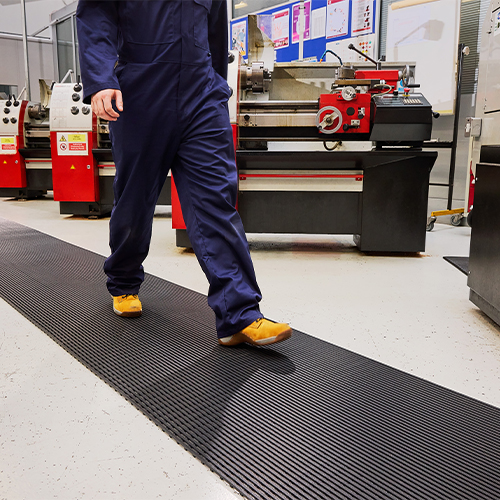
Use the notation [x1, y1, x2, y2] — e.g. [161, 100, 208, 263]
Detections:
[444, 256, 469, 275]
[1, 217, 499, 500]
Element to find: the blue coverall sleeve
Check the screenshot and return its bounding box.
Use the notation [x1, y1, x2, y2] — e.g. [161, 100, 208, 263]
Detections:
[76, 0, 120, 104]
[208, 0, 229, 80]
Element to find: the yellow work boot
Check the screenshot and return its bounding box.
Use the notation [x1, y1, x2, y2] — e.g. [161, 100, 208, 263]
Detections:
[218, 318, 292, 347]
[112, 294, 142, 318]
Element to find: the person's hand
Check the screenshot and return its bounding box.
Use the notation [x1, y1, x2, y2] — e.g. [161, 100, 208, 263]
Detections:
[91, 89, 123, 121]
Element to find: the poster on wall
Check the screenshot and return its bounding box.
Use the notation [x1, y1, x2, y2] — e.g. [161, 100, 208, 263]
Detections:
[311, 6, 326, 39]
[257, 14, 273, 40]
[231, 19, 247, 56]
[326, 0, 349, 40]
[273, 8, 290, 48]
[325, 32, 375, 63]
[351, 0, 374, 36]
[292, 1, 311, 43]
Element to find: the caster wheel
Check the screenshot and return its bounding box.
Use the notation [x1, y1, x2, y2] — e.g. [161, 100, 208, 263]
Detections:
[426, 218, 435, 232]
[451, 214, 463, 226]
[467, 210, 473, 227]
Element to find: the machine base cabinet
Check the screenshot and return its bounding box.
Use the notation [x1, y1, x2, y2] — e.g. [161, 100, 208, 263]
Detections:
[468, 157, 500, 326]
[356, 154, 434, 252]
[234, 149, 437, 253]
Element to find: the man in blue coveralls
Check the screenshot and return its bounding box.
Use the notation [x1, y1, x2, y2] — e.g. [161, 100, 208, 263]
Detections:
[76, 0, 292, 346]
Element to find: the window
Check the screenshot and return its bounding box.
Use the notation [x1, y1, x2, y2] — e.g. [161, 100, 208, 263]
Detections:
[0, 85, 18, 100]
[56, 17, 74, 82]
[233, 0, 284, 18]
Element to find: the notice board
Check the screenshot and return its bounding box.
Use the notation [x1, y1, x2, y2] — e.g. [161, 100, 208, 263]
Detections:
[385, 0, 461, 114]
[230, 0, 379, 65]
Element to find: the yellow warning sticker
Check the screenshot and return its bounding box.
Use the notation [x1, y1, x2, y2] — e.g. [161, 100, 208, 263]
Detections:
[56, 132, 88, 156]
[70, 165, 76, 170]
[68, 134, 86, 142]
[1, 136, 16, 154]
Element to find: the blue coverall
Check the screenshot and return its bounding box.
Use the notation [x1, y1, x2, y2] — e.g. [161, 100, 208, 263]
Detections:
[76, 0, 262, 337]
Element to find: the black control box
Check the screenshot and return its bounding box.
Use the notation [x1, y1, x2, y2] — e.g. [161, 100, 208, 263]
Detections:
[369, 93, 433, 143]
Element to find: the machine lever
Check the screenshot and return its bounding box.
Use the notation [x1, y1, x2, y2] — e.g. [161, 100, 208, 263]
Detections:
[348, 43, 381, 70]
[432, 111, 440, 119]
[343, 123, 360, 131]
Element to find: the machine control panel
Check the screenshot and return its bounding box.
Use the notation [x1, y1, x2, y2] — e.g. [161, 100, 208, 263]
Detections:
[0, 99, 26, 135]
[403, 98, 423, 105]
[50, 83, 92, 132]
[370, 93, 432, 142]
[373, 93, 430, 108]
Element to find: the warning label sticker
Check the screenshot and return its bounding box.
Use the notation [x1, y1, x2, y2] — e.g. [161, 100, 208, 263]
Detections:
[57, 132, 88, 156]
[0, 136, 16, 155]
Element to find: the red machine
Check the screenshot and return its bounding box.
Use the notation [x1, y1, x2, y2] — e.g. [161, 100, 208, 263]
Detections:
[170, 47, 432, 250]
[0, 98, 28, 189]
[50, 83, 100, 206]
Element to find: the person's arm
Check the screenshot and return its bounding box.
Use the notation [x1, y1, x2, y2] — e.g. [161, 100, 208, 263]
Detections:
[208, 0, 229, 80]
[76, 0, 122, 120]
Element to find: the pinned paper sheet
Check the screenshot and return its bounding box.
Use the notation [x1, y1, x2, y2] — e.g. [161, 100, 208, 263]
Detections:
[311, 7, 326, 39]
[326, 0, 349, 39]
[273, 8, 290, 49]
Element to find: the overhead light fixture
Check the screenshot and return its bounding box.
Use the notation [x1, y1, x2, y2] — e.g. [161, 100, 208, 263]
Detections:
[234, 1, 248, 9]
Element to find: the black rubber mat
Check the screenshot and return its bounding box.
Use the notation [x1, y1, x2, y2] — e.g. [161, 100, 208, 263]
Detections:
[444, 256, 469, 275]
[1, 217, 499, 500]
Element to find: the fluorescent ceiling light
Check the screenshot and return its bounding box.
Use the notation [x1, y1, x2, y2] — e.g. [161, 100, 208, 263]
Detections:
[234, 1, 248, 9]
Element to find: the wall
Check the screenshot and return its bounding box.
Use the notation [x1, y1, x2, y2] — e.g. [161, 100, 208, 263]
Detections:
[0, 34, 54, 101]
[0, 0, 66, 37]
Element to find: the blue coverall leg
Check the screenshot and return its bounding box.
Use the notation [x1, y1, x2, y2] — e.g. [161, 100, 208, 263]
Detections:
[76, 0, 263, 337]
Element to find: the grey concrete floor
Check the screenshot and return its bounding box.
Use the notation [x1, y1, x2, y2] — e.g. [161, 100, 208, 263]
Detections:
[1, 195, 499, 500]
